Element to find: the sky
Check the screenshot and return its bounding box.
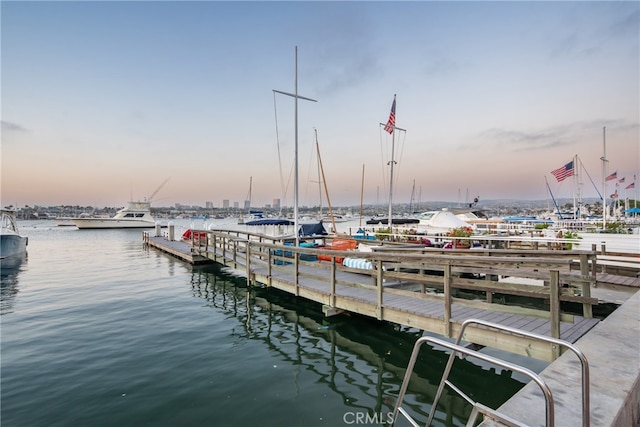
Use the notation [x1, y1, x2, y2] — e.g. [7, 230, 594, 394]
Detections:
[2, 1, 639, 209]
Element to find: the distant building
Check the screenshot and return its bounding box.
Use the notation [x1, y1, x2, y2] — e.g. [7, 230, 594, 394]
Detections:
[244, 200, 250, 210]
[205, 201, 213, 209]
[222, 199, 230, 209]
[233, 202, 239, 209]
[273, 198, 281, 210]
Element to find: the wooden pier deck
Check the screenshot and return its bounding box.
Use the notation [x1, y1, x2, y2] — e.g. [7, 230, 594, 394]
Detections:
[142, 231, 634, 362]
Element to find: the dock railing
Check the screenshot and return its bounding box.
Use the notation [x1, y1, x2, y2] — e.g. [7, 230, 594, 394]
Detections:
[189, 230, 600, 359]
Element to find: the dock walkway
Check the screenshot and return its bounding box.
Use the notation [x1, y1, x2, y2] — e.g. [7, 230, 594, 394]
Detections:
[144, 232, 610, 362]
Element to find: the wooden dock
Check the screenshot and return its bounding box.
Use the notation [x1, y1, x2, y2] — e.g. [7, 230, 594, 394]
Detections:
[141, 230, 640, 362]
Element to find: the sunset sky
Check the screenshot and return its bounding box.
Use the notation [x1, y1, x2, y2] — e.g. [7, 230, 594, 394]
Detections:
[2, 1, 638, 209]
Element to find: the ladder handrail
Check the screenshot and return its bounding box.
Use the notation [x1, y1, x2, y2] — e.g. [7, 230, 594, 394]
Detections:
[436, 319, 590, 427]
[393, 318, 590, 427]
[391, 336, 554, 426]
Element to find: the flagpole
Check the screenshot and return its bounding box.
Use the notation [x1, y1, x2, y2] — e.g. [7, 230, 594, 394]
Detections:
[388, 109, 396, 232]
[601, 126, 607, 228]
[379, 95, 406, 233]
[572, 153, 578, 219]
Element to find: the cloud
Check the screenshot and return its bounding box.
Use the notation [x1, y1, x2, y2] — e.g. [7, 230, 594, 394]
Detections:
[299, 5, 382, 96]
[606, 9, 639, 39]
[476, 119, 638, 152]
[480, 127, 570, 151]
[1, 121, 29, 133]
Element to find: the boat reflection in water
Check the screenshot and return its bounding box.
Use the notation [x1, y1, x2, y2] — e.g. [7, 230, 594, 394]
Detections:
[0, 255, 25, 315]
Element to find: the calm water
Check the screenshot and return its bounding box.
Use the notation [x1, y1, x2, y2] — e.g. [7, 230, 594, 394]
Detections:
[1, 220, 546, 427]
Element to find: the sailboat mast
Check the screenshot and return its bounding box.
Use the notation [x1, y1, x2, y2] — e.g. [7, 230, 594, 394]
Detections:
[294, 48, 299, 244]
[273, 46, 317, 246]
[315, 132, 337, 233]
[572, 154, 577, 220]
[359, 164, 365, 228]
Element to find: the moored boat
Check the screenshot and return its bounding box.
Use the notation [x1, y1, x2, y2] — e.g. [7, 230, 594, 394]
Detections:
[1, 209, 28, 268]
[70, 201, 157, 229]
[416, 208, 473, 234]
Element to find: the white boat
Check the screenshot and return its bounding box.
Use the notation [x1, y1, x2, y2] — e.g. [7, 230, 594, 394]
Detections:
[70, 201, 157, 229]
[70, 179, 169, 230]
[416, 208, 473, 233]
[1, 209, 28, 268]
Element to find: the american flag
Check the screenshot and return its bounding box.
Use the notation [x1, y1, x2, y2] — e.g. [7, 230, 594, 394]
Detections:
[626, 182, 635, 190]
[605, 171, 617, 182]
[384, 96, 396, 134]
[551, 161, 574, 182]
[618, 177, 625, 183]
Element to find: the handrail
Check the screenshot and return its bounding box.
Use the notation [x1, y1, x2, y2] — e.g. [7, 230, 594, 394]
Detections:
[424, 318, 590, 427]
[391, 335, 554, 427]
[197, 230, 598, 327]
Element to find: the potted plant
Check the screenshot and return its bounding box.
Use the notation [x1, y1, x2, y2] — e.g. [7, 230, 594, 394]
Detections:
[446, 226, 474, 249]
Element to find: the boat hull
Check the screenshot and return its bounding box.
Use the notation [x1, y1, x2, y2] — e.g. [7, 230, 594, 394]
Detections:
[0, 234, 28, 267]
[71, 219, 156, 229]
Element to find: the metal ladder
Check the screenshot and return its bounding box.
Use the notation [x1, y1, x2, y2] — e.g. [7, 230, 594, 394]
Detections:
[391, 319, 590, 427]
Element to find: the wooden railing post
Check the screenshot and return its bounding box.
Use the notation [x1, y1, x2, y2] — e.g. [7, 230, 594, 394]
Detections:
[294, 250, 300, 296]
[232, 239, 238, 268]
[550, 270, 561, 351]
[245, 241, 251, 287]
[443, 262, 452, 338]
[266, 243, 273, 287]
[330, 258, 336, 307]
[580, 253, 593, 318]
[377, 259, 384, 320]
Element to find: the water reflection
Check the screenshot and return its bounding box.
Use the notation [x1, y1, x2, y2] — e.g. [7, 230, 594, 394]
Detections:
[187, 265, 527, 426]
[1, 252, 27, 315]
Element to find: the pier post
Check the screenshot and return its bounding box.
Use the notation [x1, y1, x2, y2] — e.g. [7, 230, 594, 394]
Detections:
[550, 270, 561, 358]
[155, 222, 161, 237]
[330, 259, 336, 307]
[580, 253, 593, 318]
[376, 259, 383, 320]
[443, 263, 452, 338]
[294, 252, 300, 296]
[168, 222, 174, 241]
[246, 242, 251, 287]
[591, 244, 598, 287]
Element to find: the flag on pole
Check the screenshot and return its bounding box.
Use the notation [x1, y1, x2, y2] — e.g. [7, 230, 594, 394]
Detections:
[384, 96, 396, 134]
[605, 171, 617, 181]
[551, 161, 574, 182]
[618, 177, 625, 184]
[626, 182, 635, 190]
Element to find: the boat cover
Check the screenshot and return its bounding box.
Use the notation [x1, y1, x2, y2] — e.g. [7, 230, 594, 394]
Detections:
[299, 221, 328, 237]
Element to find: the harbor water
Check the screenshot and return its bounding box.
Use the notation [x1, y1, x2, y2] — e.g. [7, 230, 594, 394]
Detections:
[3, 220, 560, 426]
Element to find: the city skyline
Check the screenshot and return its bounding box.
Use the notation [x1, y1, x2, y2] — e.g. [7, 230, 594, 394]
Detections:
[2, 1, 639, 209]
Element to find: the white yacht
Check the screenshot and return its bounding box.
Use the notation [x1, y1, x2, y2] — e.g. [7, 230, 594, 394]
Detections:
[416, 208, 473, 233]
[71, 201, 157, 229]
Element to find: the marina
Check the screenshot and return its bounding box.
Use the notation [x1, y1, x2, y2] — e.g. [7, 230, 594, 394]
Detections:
[1, 220, 556, 427]
[143, 221, 639, 425]
[4, 2, 639, 426]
